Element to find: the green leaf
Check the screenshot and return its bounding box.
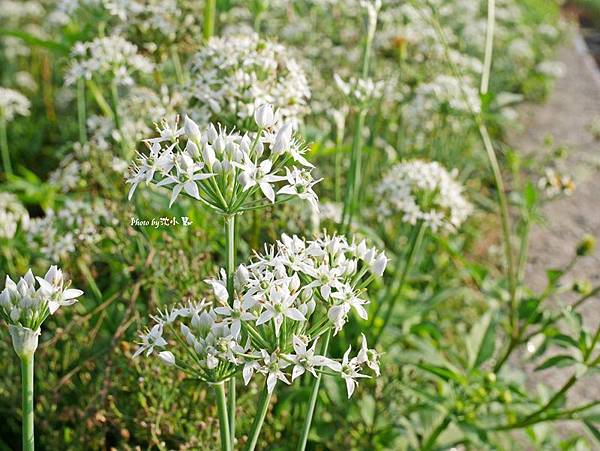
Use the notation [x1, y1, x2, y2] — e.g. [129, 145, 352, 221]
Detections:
[523, 181, 538, 210]
[0, 29, 69, 53]
[466, 311, 497, 369]
[584, 421, 600, 446]
[535, 355, 578, 371]
[415, 363, 465, 384]
[546, 268, 564, 285]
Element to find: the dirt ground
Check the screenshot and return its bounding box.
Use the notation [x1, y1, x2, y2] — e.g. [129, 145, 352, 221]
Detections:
[507, 33, 600, 439]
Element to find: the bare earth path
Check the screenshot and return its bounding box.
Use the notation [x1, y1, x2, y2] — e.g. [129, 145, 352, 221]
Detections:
[507, 33, 600, 436]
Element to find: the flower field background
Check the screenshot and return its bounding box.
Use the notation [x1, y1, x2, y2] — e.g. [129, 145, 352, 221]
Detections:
[1, 0, 600, 450]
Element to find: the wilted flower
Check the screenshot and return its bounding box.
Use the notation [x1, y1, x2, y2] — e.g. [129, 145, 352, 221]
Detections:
[376, 159, 472, 232]
[537, 168, 575, 198]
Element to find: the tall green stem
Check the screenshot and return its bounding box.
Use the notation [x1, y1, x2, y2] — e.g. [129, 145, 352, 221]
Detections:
[374, 221, 425, 345]
[110, 80, 129, 157]
[0, 114, 12, 176]
[296, 330, 331, 451]
[480, 0, 495, 94]
[214, 382, 232, 451]
[224, 215, 237, 442]
[77, 78, 87, 144]
[341, 110, 366, 229]
[204, 0, 217, 41]
[245, 385, 272, 451]
[21, 355, 34, 451]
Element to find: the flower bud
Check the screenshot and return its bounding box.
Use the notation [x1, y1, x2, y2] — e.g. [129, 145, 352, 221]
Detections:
[206, 123, 218, 144]
[576, 234, 596, 256]
[254, 104, 275, 128]
[158, 351, 175, 366]
[202, 144, 216, 168]
[9, 325, 40, 359]
[235, 265, 249, 288]
[273, 122, 294, 154]
[184, 115, 201, 142]
[373, 253, 388, 276]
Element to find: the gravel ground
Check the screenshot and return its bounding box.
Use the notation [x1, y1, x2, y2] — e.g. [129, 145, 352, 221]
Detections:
[507, 33, 600, 440]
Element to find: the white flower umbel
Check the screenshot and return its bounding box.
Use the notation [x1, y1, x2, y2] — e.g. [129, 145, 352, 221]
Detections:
[0, 193, 29, 240]
[65, 35, 154, 86]
[134, 235, 387, 396]
[0, 87, 31, 122]
[1, 267, 82, 451]
[186, 33, 311, 126]
[126, 106, 320, 213]
[376, 159, 472, 233]
[133, 233, 386, 395]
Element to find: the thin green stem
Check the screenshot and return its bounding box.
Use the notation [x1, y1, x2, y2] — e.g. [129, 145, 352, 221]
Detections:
[374, 221, 425, 345]
[224, 214, 237, 443]
[214, 382, 232, 451]
[203, 0, 217, 41]
[77, 78, 87, 144]
[342, 110, 366, 229]
[21, 355, 34, 451]
[110, 80, 129, 156]
[0, 114, 12, 176]
[245, 384, 272, 451]
[480, 0, 496, 95]
[296, 329, 331, 451]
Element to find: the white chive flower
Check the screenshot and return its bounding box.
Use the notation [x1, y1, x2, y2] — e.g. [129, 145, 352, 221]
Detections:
[134, 233, 386, 397]
[376, 159, 472, 233]
[0, 87, 31, 122]
[0, 193, 29, 240]
[126, 108, 320, 212]
[186, 33, 311, 127]
[1, 266, 83, 356]
[65, 35, 154, 86]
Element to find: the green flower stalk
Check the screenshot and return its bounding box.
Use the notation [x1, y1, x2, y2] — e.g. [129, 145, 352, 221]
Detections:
[0, 87, 31, 176]
[1, 266, 83, 451]
[371, 159, 472, 343]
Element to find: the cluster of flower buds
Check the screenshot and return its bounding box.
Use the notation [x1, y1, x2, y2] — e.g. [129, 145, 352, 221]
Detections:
[376, 159, 472, 233]
[126, 103, 321, 212]
[134, 233, 386, 397]
[1, 267, 83, 357]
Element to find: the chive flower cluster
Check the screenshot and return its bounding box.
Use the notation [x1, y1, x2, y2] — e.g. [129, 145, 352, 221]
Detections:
[1, 267, 82, 356]
[126, 103, 320, 212]
[134, 233, 387, 397]
[0, 193, 29, 240]
[65, 35, 154, 86]
[376, 159, 472, 232]
[0, 87, 31, 122]
[186, 33, 311, 125]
